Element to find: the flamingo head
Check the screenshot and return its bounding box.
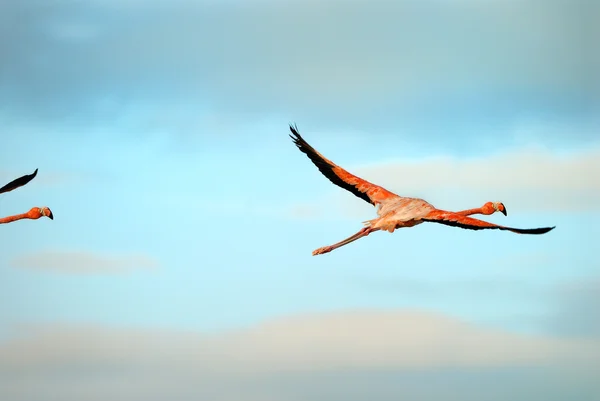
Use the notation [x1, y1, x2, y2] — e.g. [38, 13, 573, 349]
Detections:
[28, 206, 54, 220]
[492, 202, 507, 216]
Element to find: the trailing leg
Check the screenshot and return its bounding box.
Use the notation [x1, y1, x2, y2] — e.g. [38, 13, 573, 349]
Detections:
[312, 227, 378, 256]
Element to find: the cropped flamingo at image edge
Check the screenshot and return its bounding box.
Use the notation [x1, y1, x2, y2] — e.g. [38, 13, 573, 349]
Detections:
[0, 169, 54, 224]
[289, 124, 555, 256]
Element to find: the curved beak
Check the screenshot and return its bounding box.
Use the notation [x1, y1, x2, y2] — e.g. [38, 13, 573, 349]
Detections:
[500, 204, 507, 216]
[48, 211, 54, 220]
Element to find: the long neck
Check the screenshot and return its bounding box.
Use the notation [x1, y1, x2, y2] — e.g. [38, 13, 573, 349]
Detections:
[456, 207, 483, 217]
[0, 212, 31, 224]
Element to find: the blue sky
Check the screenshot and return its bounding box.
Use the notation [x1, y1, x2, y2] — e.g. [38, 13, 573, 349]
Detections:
[0, 0, 599, 400]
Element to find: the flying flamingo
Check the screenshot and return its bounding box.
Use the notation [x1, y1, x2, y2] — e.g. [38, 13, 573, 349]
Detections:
[0, 168, 54, 224]
[289, 125, 555, 256]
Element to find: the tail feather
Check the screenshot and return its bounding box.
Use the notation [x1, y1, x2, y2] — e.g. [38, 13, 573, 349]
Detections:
[362, 218, 377, 227]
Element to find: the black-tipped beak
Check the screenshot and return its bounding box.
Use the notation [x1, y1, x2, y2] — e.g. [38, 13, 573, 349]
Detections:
[500, 205, 507, 216]
[48, 211, 54, 220]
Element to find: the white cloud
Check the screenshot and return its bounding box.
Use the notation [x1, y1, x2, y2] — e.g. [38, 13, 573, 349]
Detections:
[10, 250, 159, 274]
[1, 310, 597, 371]
[545, 277, 600, 338]
[287, 146, 600, 220]
[1, 0, 596, 137]
[355, 148, 600, 192]
[1, 310, 598, 401]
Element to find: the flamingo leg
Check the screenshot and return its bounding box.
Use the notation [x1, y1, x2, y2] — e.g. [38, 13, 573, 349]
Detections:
[312, 227, 378, 256]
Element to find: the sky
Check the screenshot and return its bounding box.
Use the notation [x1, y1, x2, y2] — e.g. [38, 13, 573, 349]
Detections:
[0, 0, 599, 400]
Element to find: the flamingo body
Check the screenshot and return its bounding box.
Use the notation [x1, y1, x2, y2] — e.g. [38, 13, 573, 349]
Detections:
[289, 124, 555, 255]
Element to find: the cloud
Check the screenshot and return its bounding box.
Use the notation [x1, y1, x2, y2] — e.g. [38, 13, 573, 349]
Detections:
[9, 250, 158, 274]
[286, 145, 600, 219]
[353, 148, 600, 192]
[0, 310, 598, 401]
[3, 310, 595, 370]
[545, 277, 600, 339]
[1, 0, 596, 142]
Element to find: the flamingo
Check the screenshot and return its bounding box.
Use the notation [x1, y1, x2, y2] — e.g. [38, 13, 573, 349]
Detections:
[289, 125, 555, 256]
[0, 169, 53, 224]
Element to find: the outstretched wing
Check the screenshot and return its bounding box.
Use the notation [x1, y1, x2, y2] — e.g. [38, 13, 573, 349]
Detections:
[0, 169, 38, 195]
[289, 124, 397, 206]
[422, 211, 555, 235]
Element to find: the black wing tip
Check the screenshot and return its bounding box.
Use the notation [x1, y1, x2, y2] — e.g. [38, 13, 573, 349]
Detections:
[0, 168, 39, 194]
[531, 226, 556, 234]
[423, 219, 556, 235]
[289, 123, 299, 135]
[289, 123, 302, 141]
[287, 123, 375, 206]
[288, 124, 311, 151]
[515, 225, 556, 235]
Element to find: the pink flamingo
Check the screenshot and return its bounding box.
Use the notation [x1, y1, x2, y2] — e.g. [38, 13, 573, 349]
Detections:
[289, 125, 555, 255]
[0, 169, 53, 224]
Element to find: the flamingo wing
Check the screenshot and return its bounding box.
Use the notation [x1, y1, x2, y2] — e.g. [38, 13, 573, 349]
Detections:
[289, 124, 397, 206]
[422, 211, 555, 235]
[0, 169, 38, 195]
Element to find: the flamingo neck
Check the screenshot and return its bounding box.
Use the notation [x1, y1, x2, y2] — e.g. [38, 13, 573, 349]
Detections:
[458, 207, 483, 217]
[0, 212, 31, 224]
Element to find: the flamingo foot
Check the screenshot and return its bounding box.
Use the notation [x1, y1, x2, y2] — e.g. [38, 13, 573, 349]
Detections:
[312, 246, 333, 256]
